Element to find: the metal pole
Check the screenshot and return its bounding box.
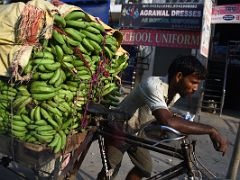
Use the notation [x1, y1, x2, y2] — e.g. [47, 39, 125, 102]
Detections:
[226, 123, 240, 180]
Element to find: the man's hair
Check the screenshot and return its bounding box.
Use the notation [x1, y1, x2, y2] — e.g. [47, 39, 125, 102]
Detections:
[168, 55, 207, 80]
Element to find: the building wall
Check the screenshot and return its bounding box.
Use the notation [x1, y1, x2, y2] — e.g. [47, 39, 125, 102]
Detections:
[152, 47, 191, 76]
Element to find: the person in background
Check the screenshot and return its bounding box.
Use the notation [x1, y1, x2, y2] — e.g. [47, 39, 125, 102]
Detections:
[97, 55, 228, 180]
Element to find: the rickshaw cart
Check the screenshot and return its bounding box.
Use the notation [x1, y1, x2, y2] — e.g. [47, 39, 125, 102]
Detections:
[0, 128, 94, 179]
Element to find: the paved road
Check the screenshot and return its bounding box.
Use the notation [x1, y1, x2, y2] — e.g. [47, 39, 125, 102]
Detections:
[0, 110, 239, 180]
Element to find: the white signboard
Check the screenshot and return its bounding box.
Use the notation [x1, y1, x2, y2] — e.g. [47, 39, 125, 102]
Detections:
[200, 0, 212, 58]
[212, 4, 240, 24]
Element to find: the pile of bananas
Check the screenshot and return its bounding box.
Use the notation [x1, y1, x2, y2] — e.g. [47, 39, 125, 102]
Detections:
[0, 10, 129, 153]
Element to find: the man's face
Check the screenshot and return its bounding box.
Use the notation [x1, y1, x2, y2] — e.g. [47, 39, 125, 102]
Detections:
[177, 73, 202, 98]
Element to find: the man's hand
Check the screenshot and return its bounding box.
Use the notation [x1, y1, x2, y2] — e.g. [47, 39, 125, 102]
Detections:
[210, 129, 229, 156]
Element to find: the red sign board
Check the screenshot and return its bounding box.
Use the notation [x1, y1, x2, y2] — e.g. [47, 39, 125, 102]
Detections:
[120, 29, 200, 49]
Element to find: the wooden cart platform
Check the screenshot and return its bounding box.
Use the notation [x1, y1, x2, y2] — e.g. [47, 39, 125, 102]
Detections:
[0, 128, 95, 179]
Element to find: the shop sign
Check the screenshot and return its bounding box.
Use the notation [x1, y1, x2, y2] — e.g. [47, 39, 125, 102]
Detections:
[120, 29, 200, 49]
[212, 4, 240, 24]
[119, 3, 203, 31]
[200, 0, 212, 58]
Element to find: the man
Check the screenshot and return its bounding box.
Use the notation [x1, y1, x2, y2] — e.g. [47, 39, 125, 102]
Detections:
[97, 55, 228, 180]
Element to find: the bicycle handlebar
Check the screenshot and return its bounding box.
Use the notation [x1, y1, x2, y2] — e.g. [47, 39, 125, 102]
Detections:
[160, 125, 185, 136]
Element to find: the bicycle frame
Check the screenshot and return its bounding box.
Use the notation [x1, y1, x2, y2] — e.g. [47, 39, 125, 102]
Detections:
[95, 124, 196, 180]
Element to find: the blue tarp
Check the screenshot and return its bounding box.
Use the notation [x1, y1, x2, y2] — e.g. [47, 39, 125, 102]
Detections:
[62, 0, 110, 24]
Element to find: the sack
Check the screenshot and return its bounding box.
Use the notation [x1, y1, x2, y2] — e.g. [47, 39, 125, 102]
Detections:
[0, 0, 56, 79]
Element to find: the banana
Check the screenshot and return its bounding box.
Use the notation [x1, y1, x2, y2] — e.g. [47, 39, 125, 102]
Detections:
[89, 21, 105, 32]
[61, 102, 71, 112]
[54, 114, 63, 125]
[104, 46, 113, 59]
[80, 30, 102, 44]
[48, 133, 60, 147]
[21, 114, 32, 124]
[102, 85, 118, 96]
[27, 124, 38, 130]
[17, 97, 32, 112]
[39, 72, 54, 80]
[23, 61, 33, 74]
[30, 86, 56, 94]
[64, 28, 83, 42]
[47, 100, 58, 108]
[44, 62, 61, 71]
[82, 38, 94, 52]
[54, 135, 62, 153]
[78, 43, 89, 54]
[11, 124, 27, 131]
[49, 68, 61, 85]
[32, 92, 56, 101]
[61, 84, 69, 90]
[35, 119, 48, 126]
[0, 95, 15, 101]
[36, 125, 53, 131]
[32, 72, 40, 80]
[107, 44, 118, 53]
[77, 74, 91, 81]
[44, 47, 53, 53]
[59, 130, 67, 150]
[27, 136, 37, 143]
[77, 69, 90, 76]
[38, 64, 51, 72]
[34, 51, 54, 59]
[54, 72, 63, 88]
[86, 26, 101, 34]
[41, 102, 62, 117]
[33, 132, 53, 143]
[31, 81, 48, 88]
[105, 35, 118, 46]
[38, 129, 56, 136]
[11, 120, 27, 127]
[55, 45, 64, 61]
[34, 106, 41, 121]
[63, 55, 76, 62]
[30, 107, 36, 121]
[66, 81, 79, 87]
[2, 90, 16, 97]
[13, 96, 30, 108]
[72, 59, 84, 67]
[61, 118, 74, 130]
[66, 20, 88, 29]
[92, 55, 100, 62]
[40, 107, 59, 129]
[65, 36, 80, 46]
[52, 29, 65, 45]
[62, 44, 73, 55]
[11, 130, 27, 137]
[89, 39, 102, 52]
[33, 58, 55, 65]
[54, 14, 66, 27]
[64, 11, 86, 21]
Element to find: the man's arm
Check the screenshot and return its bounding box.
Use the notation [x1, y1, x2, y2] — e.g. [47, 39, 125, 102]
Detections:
[152, 108, 228, 155]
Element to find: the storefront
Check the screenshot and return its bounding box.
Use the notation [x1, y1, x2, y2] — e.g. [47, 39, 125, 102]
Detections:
[202, 1, 240, 113]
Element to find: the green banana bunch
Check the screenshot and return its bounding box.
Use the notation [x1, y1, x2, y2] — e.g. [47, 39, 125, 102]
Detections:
[2, 8, 129, 153]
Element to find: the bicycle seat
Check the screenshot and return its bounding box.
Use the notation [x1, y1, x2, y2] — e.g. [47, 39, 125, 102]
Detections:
[87, 101, 131, 121]
[142, 121, 187, 144]
[87, 101, 110, 115]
